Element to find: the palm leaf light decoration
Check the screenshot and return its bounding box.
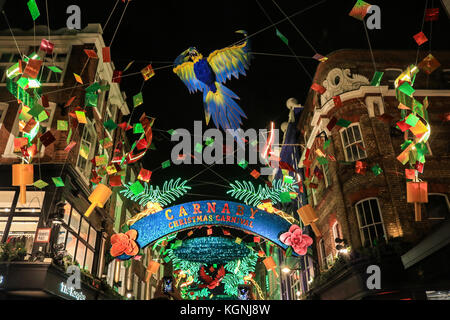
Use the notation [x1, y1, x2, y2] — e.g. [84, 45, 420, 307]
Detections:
[226, 179, 298, 207]
[119, 178, 191, 207]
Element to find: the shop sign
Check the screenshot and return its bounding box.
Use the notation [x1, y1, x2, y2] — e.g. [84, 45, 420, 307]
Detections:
[59, 282, 86, 300]
[34, 228, 52, 243]
[117, 200, 298, 260]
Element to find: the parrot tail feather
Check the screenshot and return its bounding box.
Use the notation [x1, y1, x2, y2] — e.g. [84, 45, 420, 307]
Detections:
[204, 82, 247, 132]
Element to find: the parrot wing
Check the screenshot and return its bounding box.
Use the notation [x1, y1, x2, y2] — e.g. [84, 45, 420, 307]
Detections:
[207, 31, 251, 84]
[173, 60, 208, 94]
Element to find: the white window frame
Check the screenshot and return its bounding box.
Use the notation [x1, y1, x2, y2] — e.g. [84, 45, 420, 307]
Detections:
[355, 197, 387, 247]
[75, 119, 97, 183]
[332, 221, 340, 242]
[2, 101, 57, 158]
[339, 123, 367, 162]
[0, 103, 9, 129]
[104, 101, 117, 139]
[38, 48, 70, 85]
[322, 163, 331, 188]
[384, 68, 402, 89]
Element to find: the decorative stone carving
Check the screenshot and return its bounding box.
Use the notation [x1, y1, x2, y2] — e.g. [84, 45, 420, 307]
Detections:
[320, 68, 369, 106]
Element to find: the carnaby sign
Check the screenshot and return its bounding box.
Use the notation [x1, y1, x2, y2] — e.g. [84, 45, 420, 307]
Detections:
[114, 200, 299, 259]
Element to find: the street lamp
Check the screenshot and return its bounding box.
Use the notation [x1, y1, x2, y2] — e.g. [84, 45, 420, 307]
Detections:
[281, 266, 302, 274]
[335, 238, 350, 254]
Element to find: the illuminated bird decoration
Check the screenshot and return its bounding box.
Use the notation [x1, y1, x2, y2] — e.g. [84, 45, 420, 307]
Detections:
[173, 31, 251, 131]
[198, 265, 226, 290]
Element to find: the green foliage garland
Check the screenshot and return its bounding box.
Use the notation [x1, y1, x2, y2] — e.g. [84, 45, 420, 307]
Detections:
[119, 178, 191, 207]
[226, 179, 298, 207]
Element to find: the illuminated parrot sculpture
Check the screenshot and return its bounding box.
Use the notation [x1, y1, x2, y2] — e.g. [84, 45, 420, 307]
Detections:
[173, 31, 251, 131]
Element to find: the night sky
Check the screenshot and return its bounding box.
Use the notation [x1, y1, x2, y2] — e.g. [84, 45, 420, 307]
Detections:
[1, 0, 449, 203]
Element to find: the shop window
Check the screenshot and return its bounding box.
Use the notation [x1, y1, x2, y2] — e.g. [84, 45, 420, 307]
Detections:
[0, 191, 43, 256]
[425, 194, 450, 220]
[0, 191, 16, 213]
[340, 123, 367, 161]
[355, 198, 387, 247]
[57, 201, 97, 272]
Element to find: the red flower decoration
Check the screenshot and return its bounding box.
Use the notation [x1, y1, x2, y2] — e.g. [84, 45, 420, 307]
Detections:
[110, 229, 139, 257]
[280, 225, 313, 255]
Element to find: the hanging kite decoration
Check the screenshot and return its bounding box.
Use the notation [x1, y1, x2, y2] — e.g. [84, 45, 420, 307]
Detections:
[173, 30, 251, 131]
[393, 65, 431, 221]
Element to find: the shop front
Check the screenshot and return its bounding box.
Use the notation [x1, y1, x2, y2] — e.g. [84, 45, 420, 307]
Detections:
[0, 260, 118, 300]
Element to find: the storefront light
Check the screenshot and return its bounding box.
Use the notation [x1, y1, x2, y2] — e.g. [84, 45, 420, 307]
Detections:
[282, 267, 291, 274]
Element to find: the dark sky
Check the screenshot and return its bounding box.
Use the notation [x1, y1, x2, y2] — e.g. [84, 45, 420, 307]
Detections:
[1, 0, 449, 203]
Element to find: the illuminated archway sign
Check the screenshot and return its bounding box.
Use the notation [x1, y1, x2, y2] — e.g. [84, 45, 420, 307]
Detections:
[117, 200, 299, 259]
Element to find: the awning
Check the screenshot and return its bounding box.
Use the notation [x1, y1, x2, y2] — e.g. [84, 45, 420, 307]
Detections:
[401, 220, 450, 269]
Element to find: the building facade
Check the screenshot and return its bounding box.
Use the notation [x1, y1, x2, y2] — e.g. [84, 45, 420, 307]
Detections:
[0, 24, 159, 300]
[295, 49, 450, 299]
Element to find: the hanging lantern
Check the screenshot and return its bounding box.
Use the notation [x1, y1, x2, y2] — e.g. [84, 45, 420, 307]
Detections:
[85, 183, 112, 217]
[146, 260, 160, 282]
[12, 164, 34, 204]
[407, 181, 428, 221]
[297, 204, 321, 237]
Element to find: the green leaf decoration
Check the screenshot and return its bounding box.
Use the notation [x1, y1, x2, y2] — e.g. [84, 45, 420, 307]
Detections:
[226, 179, 298, 207]
[119, 178, 191, 207]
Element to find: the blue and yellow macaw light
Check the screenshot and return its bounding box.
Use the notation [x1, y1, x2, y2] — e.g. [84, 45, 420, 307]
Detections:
[173, 31, 251, 131]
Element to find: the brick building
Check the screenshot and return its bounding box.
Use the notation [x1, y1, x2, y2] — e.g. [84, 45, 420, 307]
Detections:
[296, 49, 450, 300]
[0, 24, 160, 300]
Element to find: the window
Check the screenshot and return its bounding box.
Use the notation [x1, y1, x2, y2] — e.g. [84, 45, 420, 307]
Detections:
[3, 101, 57, 158]
[96, 79, 109, 116]
[322, 163, 332, 188]
[340, 123, 367, 161]
[425, 194, 450, 220]
[114, 196, 123, 233]
[332, 221, 341, 242]
[76, 120, 97, 179]
[104, 102, 118, 137]
[33, 48, 68, 84]
[289, 271, 302, 300]
[57, 201, 97, 272]
[355, 198, 386, 247]
[0, 103, 8, 129]
[319, 239, 327, 269]
[0, 191, 44, 255]
[0, 48, 68, 84]
[0, 51, 22, 83]
[384, 68, 402, 89]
